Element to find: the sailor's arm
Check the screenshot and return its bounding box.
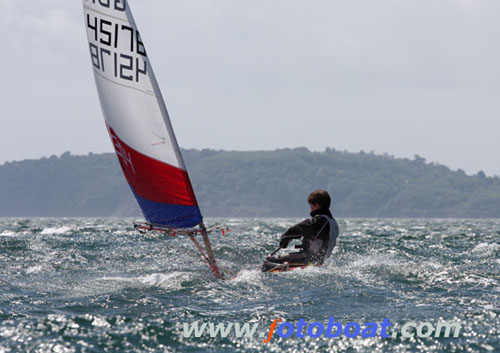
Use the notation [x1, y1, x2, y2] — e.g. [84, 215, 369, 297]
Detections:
[279, 220, 312, 248]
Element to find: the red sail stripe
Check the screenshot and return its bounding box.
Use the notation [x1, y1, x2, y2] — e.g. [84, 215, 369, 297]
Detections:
[107, 125, 198, 206]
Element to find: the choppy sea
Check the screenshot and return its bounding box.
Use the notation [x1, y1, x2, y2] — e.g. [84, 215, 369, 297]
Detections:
[0, 218, 498, 352]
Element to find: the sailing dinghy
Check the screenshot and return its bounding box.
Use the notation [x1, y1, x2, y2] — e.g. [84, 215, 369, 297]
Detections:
[83, 0, 223, 278]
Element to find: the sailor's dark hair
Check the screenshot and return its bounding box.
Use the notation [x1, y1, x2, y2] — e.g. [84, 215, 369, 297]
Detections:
[307, 190, 331, 209]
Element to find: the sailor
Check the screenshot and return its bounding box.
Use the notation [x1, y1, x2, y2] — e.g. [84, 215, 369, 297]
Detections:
[261, 190, 339, 272]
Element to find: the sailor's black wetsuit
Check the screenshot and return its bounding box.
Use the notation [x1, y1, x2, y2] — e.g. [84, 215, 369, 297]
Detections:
[261, 208, 339, 271]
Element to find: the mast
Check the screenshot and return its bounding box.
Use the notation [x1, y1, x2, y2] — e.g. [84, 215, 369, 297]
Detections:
[200, 222, 223, 279]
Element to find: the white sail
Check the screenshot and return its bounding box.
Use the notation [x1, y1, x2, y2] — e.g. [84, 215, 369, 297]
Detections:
[83, 0, 202, 228]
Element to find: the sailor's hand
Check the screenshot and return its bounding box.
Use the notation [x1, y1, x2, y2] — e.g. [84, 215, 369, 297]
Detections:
[279, 238, 289, 248]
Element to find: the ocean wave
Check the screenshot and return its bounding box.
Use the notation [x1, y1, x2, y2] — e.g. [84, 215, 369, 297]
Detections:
[99, 272, 191, 290]
[0, 230, 16, 237]
[40, 226, 73, 235]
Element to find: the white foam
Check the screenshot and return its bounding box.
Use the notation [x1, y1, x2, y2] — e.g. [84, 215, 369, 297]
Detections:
[101, 272, 189, 289]
[91, 316, 111, 328]
[26, 265, 43, 274]
[231, 269, 262, 283]
[138, 273, 183, 286]
[471, 242, 499, 256]
[0, 230, 16, 237]
[348, 253, 401, 269]
[40, 226, 73, 235]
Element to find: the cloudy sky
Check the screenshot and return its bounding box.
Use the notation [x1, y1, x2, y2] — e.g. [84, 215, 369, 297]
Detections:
[0, 0, 499, 175]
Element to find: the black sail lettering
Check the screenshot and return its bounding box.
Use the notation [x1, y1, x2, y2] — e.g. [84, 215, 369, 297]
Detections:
[115, 0, 126, 11]
[100, 19, 112, 46]
[89, 43, 100, 70]
[136, 58, 147, 82]
[114, 23, 119, 48]
[119, 54, 134, 81]
[87, 14, 98, 41]
[136, 31, 146, 56]
[100, 47, 111, 72]
[114, 52, 118, 78]
[98, 0, 110, 8]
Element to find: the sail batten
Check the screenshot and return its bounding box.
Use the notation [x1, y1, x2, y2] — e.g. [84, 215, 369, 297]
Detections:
[83, 0, 202, 228]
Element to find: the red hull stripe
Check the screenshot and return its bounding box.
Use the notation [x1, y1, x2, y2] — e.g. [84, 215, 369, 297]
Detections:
[108, 126, 198, 207]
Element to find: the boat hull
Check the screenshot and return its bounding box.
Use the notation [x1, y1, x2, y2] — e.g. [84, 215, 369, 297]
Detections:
[261, 260, 315, 273]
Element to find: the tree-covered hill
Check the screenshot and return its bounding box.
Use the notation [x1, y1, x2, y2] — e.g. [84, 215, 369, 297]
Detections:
[0, 149, 499, 218]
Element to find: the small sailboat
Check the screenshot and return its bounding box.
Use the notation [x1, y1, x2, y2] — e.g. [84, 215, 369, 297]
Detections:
[82, 0, 223, 278]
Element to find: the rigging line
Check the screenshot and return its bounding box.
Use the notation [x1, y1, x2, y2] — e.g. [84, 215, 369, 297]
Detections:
[165, 240, 202, 261]
[189, 235, 223, 279]
[135, 223, 225, 279]
[189, 235, 211, 265]
[135, 229, 202, 260]
[200, 224, 223, 279]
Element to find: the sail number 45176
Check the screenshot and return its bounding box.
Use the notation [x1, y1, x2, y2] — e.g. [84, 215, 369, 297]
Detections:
[86, 13, 148, 83]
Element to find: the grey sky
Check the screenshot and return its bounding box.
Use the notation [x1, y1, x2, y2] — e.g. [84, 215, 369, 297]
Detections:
[0, 0, 499, 175]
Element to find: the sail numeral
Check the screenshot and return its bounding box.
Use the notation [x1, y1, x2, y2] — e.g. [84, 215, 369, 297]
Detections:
[99, 19, 112, 46]
[89, 43, 100, 70]
[137, 32, 146, 56]
[136, 58, 147, 82]
[87, 14, 98, 41]
[89, 44, 148, 83]
[119, 54, 133, 81]
[116, 53, 147, 82]
[86, 14, 146, 57]
[100, 48, 111, 71]
[86, 12, 148, 83]
[84, 0, 126, 11]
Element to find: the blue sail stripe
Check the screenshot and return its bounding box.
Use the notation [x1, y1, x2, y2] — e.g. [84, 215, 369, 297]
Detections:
[132, 190, 203, 228]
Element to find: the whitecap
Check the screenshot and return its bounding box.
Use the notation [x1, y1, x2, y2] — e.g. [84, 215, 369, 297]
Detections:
[348, 253, 402, 270]
[138, 273, 186, 286]
[26, 265, 43, 274]
[231, 269, 262, 283]
[40, 226, 73, 235]
[100, 276, 136, 283]
[471, 242, 499, 257]
[100, 272, 189, 290]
